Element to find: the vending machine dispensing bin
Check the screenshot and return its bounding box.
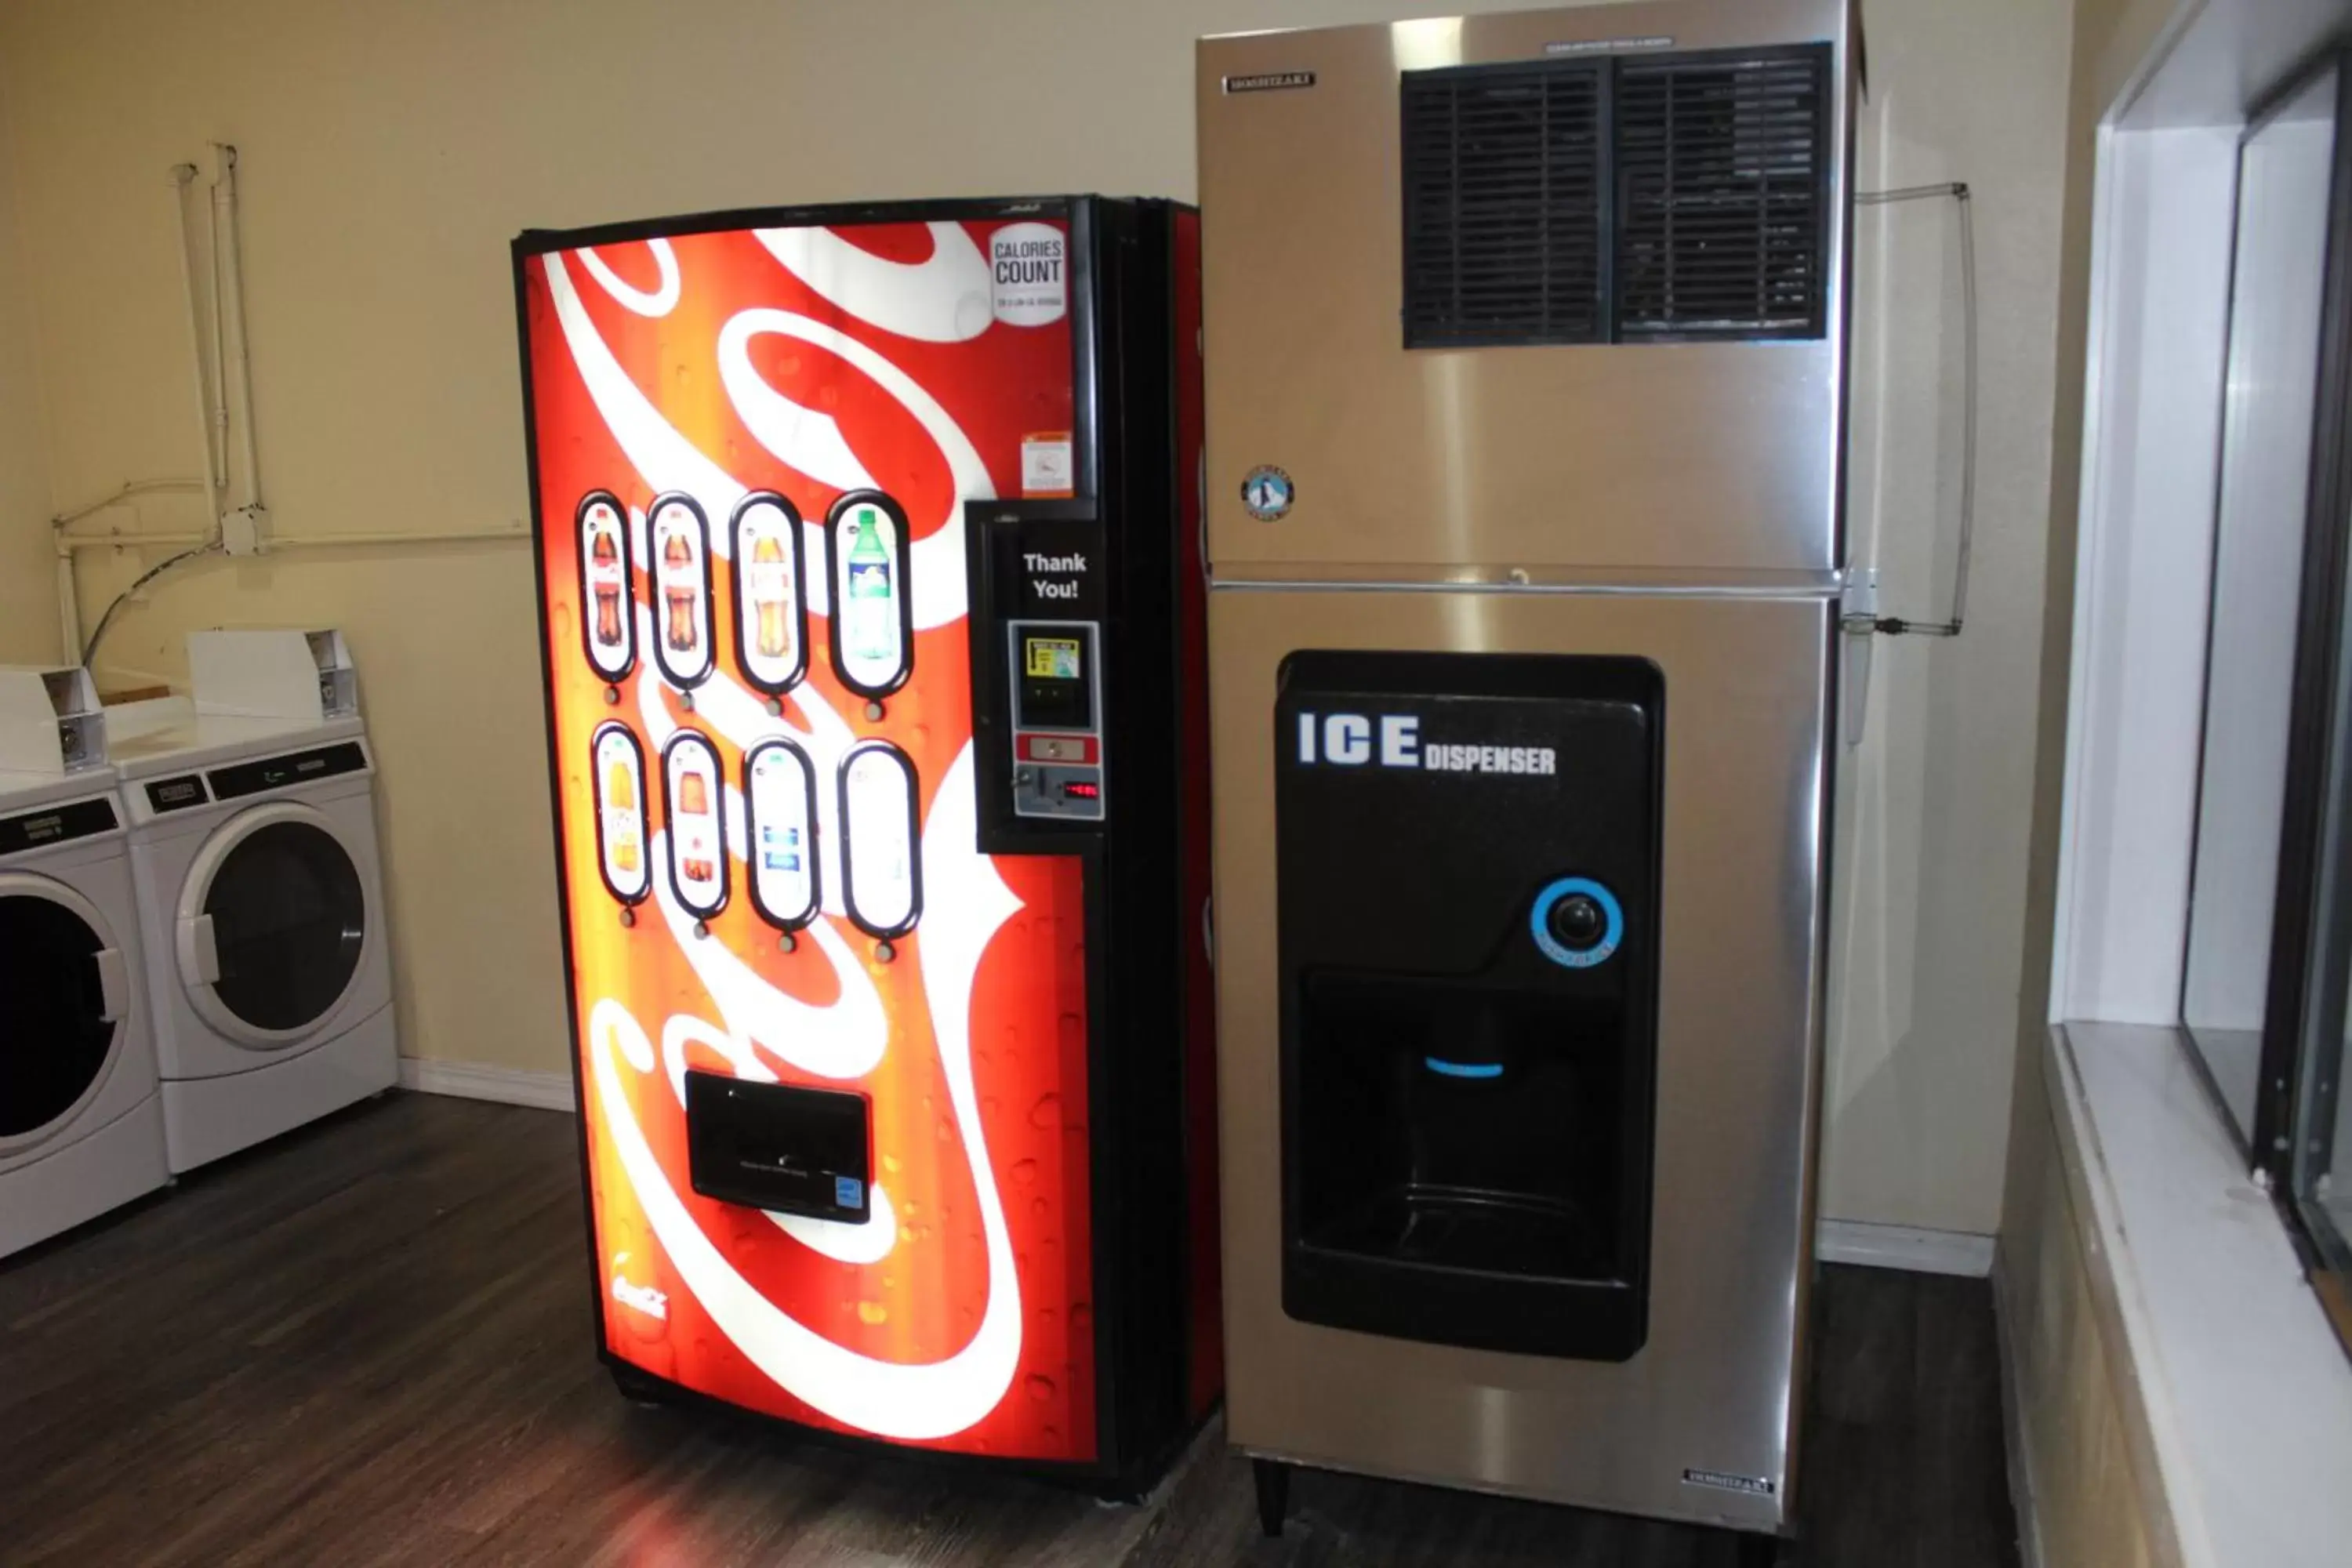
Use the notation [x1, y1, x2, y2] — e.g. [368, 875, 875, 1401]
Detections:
[514, 198, 1219, 1494]
[1202, 0, 1849, 1548]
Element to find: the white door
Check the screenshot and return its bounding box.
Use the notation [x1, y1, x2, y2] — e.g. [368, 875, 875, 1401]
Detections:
[0, 873, 131, 1153]
[176, 802, 368, 1048]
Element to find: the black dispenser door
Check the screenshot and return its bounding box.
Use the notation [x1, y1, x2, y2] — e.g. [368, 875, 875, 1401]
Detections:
[684, 1070, 873, 1224]
[1275, 651, 1661, 1360]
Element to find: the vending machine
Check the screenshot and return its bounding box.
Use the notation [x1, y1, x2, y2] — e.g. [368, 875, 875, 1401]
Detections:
[1201, 0, 1849, 1554]
[512, 198, 1218, 1493]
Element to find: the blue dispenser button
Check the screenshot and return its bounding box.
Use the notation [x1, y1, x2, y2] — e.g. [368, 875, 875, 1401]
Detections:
[1531, 877, 1623, 968]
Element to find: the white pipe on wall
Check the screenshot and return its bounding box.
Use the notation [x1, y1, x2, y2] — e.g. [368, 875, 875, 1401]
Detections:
[59, 166, 234, 662]
[55, 557, 80, 665]
[169, 163, 226, 516]
[56, 150, 515, 664]
[60, 532, 214, 550]
[211, 144, 263, 520]
[60, 526, 523, 551]
[52, 478, 206, 531]
[266, 526, 528, 548]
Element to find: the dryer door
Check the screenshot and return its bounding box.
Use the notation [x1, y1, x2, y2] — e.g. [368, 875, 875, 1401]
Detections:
[0, 873, 131, 1156]
[176, 802, 368, 1049]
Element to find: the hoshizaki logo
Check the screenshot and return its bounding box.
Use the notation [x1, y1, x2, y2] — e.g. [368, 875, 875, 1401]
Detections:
[1293, 712, 1557, 776]
[1682, 1468, 1777, 1497]
[1224, 70, 1317, 93]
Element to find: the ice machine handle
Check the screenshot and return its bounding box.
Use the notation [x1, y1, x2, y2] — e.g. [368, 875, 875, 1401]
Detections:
[93, 946, 130, 1023]
[178, 913, 221, 986]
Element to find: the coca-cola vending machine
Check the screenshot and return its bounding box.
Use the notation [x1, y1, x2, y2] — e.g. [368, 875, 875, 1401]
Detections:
[512, 198, 1218, 1493]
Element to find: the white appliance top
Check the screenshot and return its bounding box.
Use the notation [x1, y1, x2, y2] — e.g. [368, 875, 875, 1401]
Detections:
[107, 705, 365, 782]
[0, 765, 118, 815]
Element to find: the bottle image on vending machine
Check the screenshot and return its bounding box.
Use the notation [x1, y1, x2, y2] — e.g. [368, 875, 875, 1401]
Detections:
[575, 491, 635, 682]
[591, 532, 622, 645]
[825, 489, 912, 700]
[590, 721, 650, 906]
[517, 197, 1218, 1497]
[744, 737, 818, 931]
[649, 492, 714, 688]
[730, 492, 807, 695]
[660, 730, 726, 918]
[753, 538, 792, 657]
[846, 511, 891, 658]
[605, 761, 638, 873]
[662, 535, 695, 650]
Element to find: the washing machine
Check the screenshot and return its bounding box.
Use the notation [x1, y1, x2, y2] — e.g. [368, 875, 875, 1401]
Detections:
[110, 702, 397, 1172]
[0, 764, 171, 1256]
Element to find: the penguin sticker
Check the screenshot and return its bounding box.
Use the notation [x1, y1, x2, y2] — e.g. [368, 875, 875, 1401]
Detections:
[1241, 464, 1294, 521]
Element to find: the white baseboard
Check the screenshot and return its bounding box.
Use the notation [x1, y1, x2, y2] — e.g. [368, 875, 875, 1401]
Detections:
[1816, 1218, 1996, 1277]
[397, 1057, 576, 1113]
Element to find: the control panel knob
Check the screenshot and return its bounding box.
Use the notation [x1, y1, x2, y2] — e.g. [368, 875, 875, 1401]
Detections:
[1548, 894, 1608, 952]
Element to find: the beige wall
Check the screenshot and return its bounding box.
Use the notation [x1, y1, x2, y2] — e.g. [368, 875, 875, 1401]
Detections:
[1822, 0, 2075, 1235]
[0, 0, 2083, 1242]
[0, 68, 56, 666]
[0, 0, 1521, 1075]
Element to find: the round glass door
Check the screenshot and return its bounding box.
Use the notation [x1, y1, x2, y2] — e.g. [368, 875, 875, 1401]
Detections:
[0, 891, 115, 1142]
[200, 820, 365, 1034]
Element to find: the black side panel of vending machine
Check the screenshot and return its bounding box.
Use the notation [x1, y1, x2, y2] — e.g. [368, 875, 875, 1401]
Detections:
[965, 200, 1203, 1489]
[1089, 198, 1198, 1478]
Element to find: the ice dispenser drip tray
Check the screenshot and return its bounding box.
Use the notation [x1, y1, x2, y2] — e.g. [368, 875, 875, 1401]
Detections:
[1275, 652, 1661, 1361]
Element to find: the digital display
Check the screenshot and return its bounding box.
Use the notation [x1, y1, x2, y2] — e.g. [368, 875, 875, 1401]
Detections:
[1062, 780, 1101, 801]
[1012, 622, 1095, 732]
[1025, 637, 1082, 680]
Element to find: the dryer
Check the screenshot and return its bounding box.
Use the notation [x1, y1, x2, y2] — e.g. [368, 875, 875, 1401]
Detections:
[111, 706, 396, 1172]
[0, 766, 170, 1257]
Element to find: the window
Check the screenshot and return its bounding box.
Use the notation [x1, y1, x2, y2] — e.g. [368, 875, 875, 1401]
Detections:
[2190, 56, 2352, 1353]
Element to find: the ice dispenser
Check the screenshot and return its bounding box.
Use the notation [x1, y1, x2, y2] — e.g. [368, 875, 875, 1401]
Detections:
[1277, 652, 1659, 1360]
[1203, 0, 1853, 1544]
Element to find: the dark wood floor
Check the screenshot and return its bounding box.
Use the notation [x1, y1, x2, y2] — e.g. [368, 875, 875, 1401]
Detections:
[0, 1094, 2020, 1567]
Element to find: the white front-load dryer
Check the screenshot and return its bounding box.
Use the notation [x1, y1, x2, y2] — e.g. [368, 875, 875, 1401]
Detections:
[0, 767, 170, 1256]
[112, 712, 397, 1172]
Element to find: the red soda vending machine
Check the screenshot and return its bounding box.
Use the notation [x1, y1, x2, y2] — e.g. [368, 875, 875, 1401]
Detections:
[511, 198, 1218, 1493]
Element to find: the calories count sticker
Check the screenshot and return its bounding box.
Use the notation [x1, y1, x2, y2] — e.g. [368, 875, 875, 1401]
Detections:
[990, 223, 1067, 327]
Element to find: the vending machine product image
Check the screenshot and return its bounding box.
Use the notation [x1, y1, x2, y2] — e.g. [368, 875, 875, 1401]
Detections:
[1201, 0, 1850, 1548]
[513, 196, 1218, 1493]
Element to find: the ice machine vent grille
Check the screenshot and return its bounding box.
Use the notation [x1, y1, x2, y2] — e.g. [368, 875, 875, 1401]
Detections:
[1401, 60, 1607, 349]
[1613, 45, 1832, 339]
